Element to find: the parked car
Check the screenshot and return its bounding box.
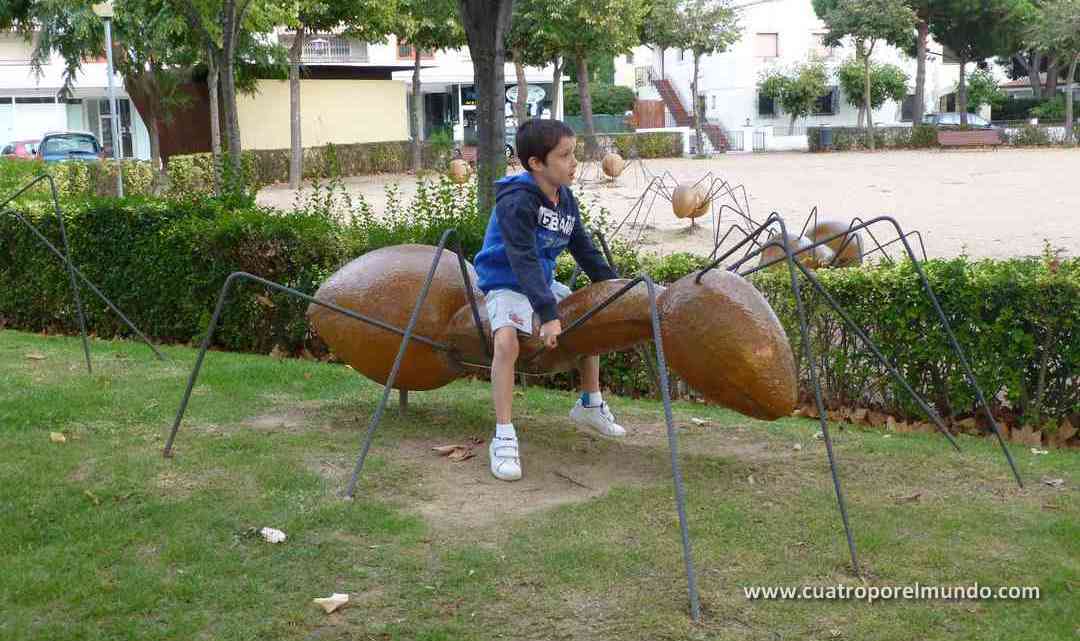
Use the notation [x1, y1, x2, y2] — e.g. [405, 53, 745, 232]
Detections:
[922, 112, 1000, 131]
[35, 131, 104, 163]
[1, 139, 40, 160]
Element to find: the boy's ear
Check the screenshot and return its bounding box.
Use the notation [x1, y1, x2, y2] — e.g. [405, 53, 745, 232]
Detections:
[526, 155, 545, 172]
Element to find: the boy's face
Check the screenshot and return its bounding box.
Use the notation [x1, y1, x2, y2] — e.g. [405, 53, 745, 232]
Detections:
[529, 135, 577, 188]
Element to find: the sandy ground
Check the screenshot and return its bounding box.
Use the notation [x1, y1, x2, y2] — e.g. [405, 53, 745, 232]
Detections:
[257, 148, 1080, 260]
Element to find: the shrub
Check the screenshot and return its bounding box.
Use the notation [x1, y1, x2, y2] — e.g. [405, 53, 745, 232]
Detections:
[1006, 124, 1053, 147]
[910, 124, 938, 148]
[563, 83, 636, 116]
[993, 97, 1045, 121]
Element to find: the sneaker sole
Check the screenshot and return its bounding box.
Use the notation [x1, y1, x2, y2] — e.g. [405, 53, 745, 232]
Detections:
[570, 413, 627, 441]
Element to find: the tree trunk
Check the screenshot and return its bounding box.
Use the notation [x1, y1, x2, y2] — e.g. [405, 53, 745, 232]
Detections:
[206, 47, 223, 195]
[577, 54, 598, 158]
[659, 46, 666, 79]
[789, 114, 797, 135]
[958, 59, 968, 126]
[550, 57, 562, 119]
[220, 0, 244, 182]
[513, 56, 529, 125]
[458, 0, 514, 221]
[1027, 52, 1043, 100]
[857, 105, 865, 129]
[289, 26, 304, 189]
[147, 109, 163, 194]
[913, 18, 928, 125]
[864, 54, 875, 150]
[692, 54, 704, 155]
[1045, 55, 1060, 98]
[1067, 54, 1079, 145]
[412, 46, 424, 172]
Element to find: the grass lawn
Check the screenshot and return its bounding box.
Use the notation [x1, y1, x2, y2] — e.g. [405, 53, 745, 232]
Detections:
[1, 329, 1076, 640]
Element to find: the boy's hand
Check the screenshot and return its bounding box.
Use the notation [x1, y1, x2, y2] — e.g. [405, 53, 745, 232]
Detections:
[539, 319, 562, 350]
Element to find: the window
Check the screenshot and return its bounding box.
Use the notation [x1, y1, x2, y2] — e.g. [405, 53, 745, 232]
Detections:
[811, 32, 833, 59]
[813, 87, 838, 115]
[626, 52, 634, 64]
[15, 96, 57, 104]
[755, 33, 779, 58]
[758, 93, 776, 116]
[0, 97, 12, 104]
[710, 94, 716, 110]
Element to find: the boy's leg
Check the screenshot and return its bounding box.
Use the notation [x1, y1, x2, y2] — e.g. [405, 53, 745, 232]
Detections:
[570, 354, 626, 438]
[489, 324, 523, 481]
[491, 326, 519, 424]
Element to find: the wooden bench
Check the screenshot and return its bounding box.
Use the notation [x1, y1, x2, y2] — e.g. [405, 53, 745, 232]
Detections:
[937, 129, 1003, 148]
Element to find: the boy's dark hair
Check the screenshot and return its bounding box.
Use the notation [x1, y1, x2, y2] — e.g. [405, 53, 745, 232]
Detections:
[515, 119, 575, 169]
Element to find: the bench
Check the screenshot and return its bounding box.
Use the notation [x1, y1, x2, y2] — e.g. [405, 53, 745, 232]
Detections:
[937, 129, 1002, 148]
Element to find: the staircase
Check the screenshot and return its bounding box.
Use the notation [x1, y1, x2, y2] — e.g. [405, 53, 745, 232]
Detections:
[651, 77, 730, 153]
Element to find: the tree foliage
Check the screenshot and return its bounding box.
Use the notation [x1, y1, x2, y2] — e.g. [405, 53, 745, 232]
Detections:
[962, 67, 1007, 113]
[836, 58, 909, 110]
[759, 60, 829, 132]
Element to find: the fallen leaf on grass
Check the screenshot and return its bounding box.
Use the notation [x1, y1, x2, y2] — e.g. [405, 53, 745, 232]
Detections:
[313, 592, 349, 613]
[792, 443, 802, 451]
[49, 432, 66, 444]
[84, 489, 100, 505]
[690, 418, 708, 426]
[894, 491, 922, 504]
[25, 352, 46, 361]
[448, 448, 475, 462]
[431, 444, 475, 462]
[1042, 477, 1065, 488]
[1030, 448, 1049, 455]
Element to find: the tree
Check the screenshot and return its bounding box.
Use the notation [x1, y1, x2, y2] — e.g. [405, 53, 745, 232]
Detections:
[963, 67, 1007, 113]
[11, 0, 193, 191]
[172, 0, 265, 185]
[543, 0, 649, 157]
[1028, 0, 1080, 142]
[758, 60, 829, 134]
[458, 0, 514, 220]
[929, 0, 1032, 126]
[395, 0, 465, 173]
[816, 0, 915, 150]
[836, 58, 909, 126]
[507, 0, 569, 120]
[679, 0, 740, 154]
[640, 0, 682, 79]
[281, 1, 396, 188]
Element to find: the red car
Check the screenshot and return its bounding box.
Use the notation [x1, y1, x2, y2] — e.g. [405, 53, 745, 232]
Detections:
[1, 139, 40, 160]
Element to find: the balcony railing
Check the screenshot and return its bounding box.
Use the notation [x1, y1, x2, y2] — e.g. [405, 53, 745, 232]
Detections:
[280, 34, 369, 64]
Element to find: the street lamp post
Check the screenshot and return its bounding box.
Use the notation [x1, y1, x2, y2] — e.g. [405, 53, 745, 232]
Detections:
[92, 1, 123, 197]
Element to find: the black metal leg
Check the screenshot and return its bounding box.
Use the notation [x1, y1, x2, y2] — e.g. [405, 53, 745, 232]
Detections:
[3, 208, 162, 362]
[162, 271, 452, 457]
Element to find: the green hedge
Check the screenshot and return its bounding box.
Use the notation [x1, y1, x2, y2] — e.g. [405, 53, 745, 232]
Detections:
[573, 132, 683, 160]
[807, 125, 939, 152]
[4, 174, 1077, 432]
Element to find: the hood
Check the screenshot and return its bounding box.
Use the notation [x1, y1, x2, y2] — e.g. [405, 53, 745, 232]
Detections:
[494, 172, 558, 208]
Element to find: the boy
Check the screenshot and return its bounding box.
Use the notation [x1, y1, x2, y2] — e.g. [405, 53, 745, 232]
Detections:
[474, 119, 625, 482]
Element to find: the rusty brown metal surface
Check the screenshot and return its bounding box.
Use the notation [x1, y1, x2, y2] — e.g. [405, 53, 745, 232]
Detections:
[659, 270, 797, 420]
[445, 279, 657, 374]
[808, 219, 863, 267]
[310, 246, 797, 423]
[602, 153, 625, 178]
[307, 245, 476, 390]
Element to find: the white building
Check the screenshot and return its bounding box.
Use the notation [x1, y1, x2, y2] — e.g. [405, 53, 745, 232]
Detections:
[1, 32, 152, 159]
[614, 0, 986, 151]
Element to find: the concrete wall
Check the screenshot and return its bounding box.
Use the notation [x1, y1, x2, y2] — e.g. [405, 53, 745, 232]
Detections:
[237, 79, 408, 150]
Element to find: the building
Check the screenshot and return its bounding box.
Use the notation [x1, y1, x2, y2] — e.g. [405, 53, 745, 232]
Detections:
[1, 32, 152, 159]
[3, 27, 563, 159]
[614, 0, 988, 151]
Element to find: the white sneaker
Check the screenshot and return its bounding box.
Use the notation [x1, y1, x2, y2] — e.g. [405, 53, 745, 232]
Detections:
[489, 434, 522, 481]
[570, 399, 626, 439]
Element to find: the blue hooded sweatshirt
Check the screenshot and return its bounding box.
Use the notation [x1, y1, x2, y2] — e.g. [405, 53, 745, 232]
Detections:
[474, 172, 617, 324]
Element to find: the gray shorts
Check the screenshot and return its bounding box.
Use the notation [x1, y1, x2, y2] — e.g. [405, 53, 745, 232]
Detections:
[485, 281, 573, 335]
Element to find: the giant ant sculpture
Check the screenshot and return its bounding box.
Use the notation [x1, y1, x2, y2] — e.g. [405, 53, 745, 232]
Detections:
[163, 214, 1021, 620]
